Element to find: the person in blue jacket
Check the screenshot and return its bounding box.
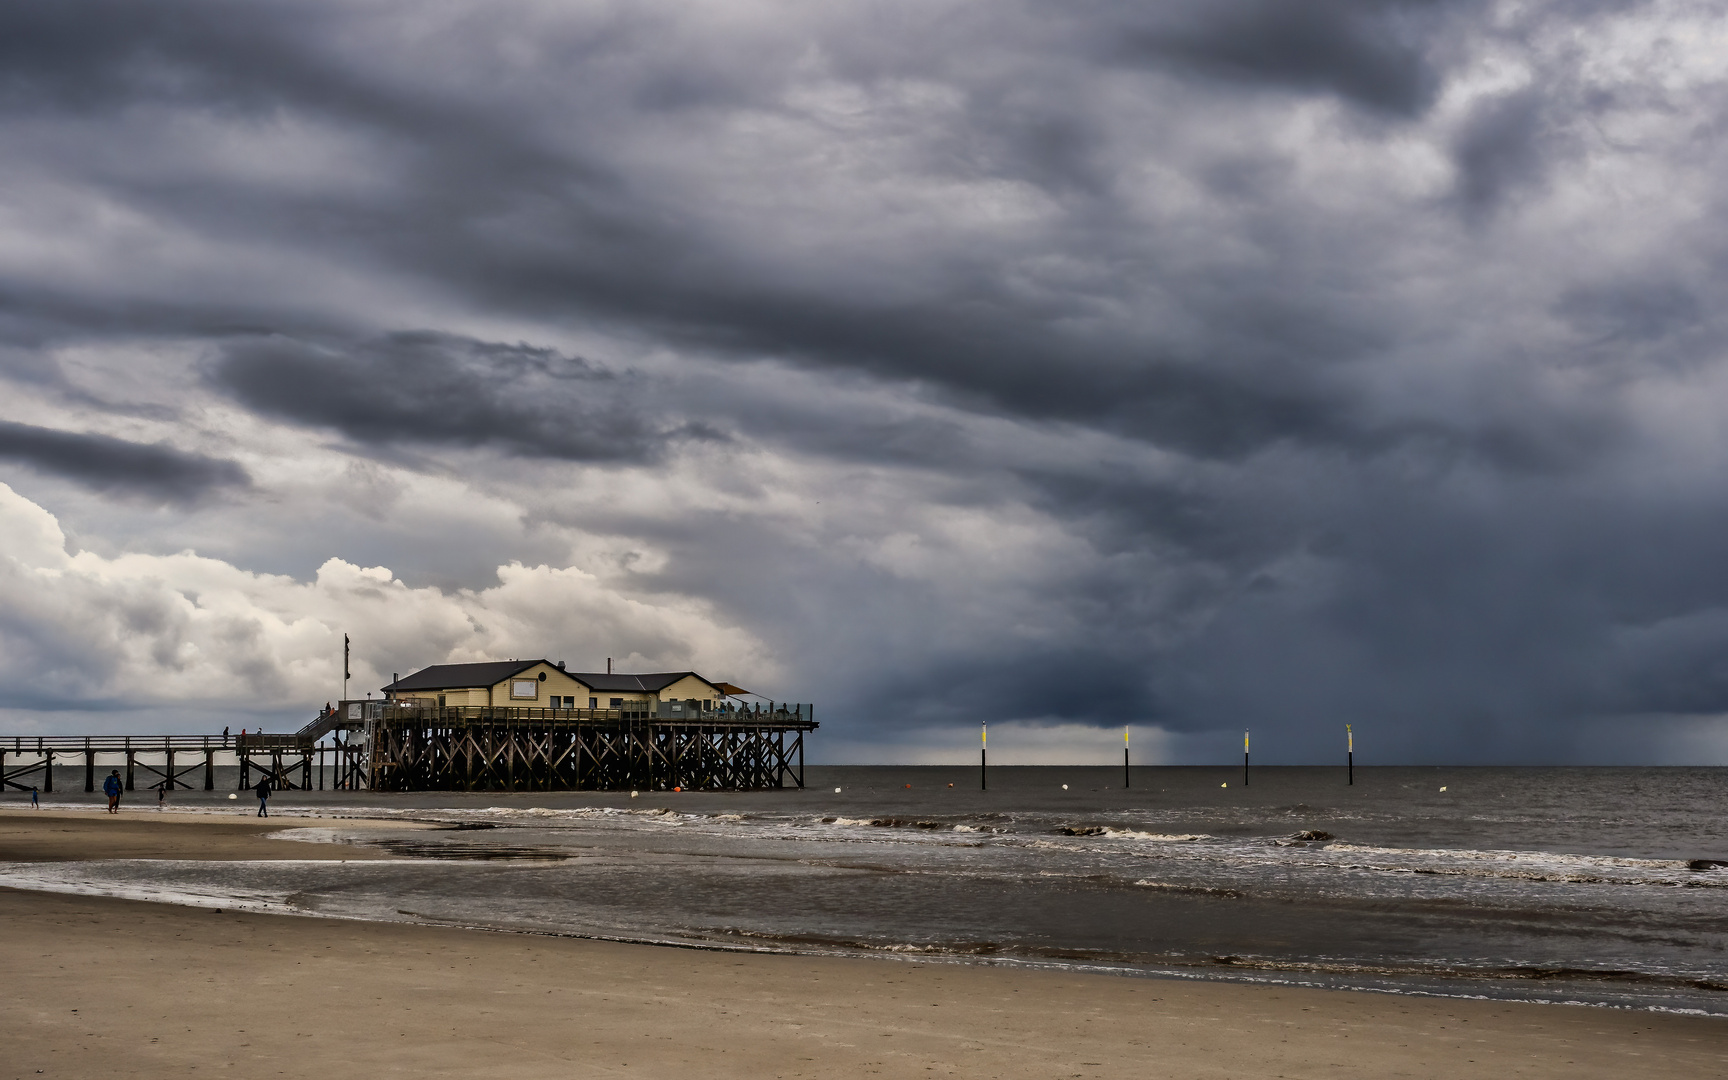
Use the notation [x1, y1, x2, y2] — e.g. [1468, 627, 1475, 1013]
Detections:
[102, 770, 122, 814]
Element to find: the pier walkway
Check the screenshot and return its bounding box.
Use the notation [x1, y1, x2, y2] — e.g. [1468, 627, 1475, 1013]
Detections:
[1, 701, 816, 794]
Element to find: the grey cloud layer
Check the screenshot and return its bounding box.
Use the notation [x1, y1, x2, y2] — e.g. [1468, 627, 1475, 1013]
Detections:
[211, 333, 682, 463]
[0, 420, 249, 503]
[0, 0, 1724, 761]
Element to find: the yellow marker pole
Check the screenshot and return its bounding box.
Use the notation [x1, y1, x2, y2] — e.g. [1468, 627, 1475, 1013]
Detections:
[1347, 724, 1354, 786]
[1123, 726, 1130, 789]
[981, 722, 987, 791]
[1243, 729, 1250, 787]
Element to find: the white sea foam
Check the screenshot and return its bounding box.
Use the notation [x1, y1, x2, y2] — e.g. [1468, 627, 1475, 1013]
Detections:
[0, 860, 334, 915]
[1103, 829, 1210, 842]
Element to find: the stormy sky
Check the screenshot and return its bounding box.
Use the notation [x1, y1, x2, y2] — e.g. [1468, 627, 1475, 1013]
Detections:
[1, 0, 1726, 763]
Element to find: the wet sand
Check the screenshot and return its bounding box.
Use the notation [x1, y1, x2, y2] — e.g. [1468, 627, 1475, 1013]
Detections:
[0, 808, 418, 862]
[1, 811, 1723, 1078]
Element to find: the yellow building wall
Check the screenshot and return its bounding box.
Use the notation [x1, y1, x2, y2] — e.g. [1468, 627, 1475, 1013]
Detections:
[487, 662, 591, 705]
[655, 675, 723, 705]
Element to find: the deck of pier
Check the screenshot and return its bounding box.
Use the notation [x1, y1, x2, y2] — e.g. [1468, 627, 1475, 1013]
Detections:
[2, 702, 815, 794]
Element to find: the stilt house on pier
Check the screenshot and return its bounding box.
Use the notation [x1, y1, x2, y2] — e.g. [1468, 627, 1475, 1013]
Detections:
[2, 661, 811, 797]
[350, 659, 812, 792]
[382, 660, 733, 719]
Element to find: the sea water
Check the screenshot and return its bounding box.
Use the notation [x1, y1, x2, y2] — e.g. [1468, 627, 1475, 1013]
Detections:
[4, 766, 1726, 1013]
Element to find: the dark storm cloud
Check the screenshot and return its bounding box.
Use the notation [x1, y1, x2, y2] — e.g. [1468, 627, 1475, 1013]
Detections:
[1451, 88, 1549, 217]
[210, 333, 681, 463]
[0, 420, 249, 502]
[0, 0, 1479, 462]
[1555, 280, 1704, 348]
[0, 0, 1724, 762]
[1111, 0, 1453, 117]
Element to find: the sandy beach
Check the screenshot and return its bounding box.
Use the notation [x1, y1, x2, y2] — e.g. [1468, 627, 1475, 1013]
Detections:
[2, 810, 1724, 1079]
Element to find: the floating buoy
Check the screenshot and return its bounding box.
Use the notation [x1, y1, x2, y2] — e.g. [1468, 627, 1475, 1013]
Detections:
[673, 786, 682, 792]
[1440, 786, 1448, 792]
[1221, 782, 1228, 788]
[1062, 784, 1069, 790]
[630, 790, 639, 798]
[947, 783, 954, 788]
[905, 784, 912, 788]
[228, 793, 237, 800]
[834, 787, 842, 793]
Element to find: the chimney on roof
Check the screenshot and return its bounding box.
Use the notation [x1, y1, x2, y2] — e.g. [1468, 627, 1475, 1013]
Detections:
[556, 660, 565, 670]
[607, 657, 612, 674]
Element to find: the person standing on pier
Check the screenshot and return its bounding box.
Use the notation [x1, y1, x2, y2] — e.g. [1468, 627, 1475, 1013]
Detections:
[254, 776, 271, 817]
[102, 770, 122, 814]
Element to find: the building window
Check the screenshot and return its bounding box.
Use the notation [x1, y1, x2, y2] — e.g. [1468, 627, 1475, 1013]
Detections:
[610, 698, 623, 708]
[510, 679, 538, 700]
[589, 697, 597, 708]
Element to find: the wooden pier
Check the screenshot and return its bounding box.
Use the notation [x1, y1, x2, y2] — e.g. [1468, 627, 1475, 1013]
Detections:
[2, 734, 231, 794]
[2, 702, 814, 794]
[0, 733, 367, 794]
[363, 703, 815, 792]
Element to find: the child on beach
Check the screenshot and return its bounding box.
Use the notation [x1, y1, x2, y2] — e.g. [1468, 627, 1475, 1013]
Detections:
[30, 786, 38, 808]
[103, 770, 122, 814]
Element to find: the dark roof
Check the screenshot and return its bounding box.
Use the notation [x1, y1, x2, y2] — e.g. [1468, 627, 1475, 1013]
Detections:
[384, 663, 726, 697]
[565, 671, 716, 694]
[385, 660, 544, 692]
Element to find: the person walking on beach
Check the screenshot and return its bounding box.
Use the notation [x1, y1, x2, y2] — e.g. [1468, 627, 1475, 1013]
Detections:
[30, 786, 39, 808]
[255, 776, 271, 817]
[103, 770, 122, 814]
[157, 782, 167, 810]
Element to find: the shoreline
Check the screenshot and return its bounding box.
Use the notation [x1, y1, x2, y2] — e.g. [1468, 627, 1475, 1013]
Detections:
[6, 805, 1728, 1017]
[0, 812, 1724, 1077]
[4, 884, 1724, 1079]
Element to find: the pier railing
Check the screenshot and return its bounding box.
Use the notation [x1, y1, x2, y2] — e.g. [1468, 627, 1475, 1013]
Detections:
[2, 734, 237, 794]
[351, 702, 815, 726]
